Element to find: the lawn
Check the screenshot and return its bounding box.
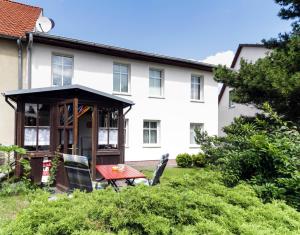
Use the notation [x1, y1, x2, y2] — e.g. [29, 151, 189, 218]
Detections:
[1, 167, 300, 234]
[0, 194, 29, 228]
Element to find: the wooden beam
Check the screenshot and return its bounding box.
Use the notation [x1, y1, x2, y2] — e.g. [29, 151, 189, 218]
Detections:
[73, 98, 78, 155]
[118, 107, 125, 163]
[91, 104, 98, 180]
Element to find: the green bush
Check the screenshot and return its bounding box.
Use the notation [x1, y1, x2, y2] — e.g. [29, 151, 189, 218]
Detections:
[2, 169, 300, 235]
[196, 103, 300, 210]
[192, 153, 206, 167]
[176, 153, 193, 168]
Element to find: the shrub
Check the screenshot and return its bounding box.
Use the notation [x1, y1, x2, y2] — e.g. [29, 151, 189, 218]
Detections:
[176, 153, 193, 168]
[196, 103, 300, 210]
[2, 169, 300, 235]
[192, 153, 206, 167]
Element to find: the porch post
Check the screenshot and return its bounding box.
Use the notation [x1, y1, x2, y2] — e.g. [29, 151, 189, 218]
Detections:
[73, 98, 78, 155]
[118, 107, 125, 163]
[15, 100, 24, 177]
[91, 104, 98, 180]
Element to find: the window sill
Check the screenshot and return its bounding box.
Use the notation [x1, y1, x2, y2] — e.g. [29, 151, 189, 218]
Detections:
[143, 145, 161, 148]
[112, 92, 131, 97]
[189, 145, 200, 149]
[190, 99, 204, 103]
[148, 96, 165, 99]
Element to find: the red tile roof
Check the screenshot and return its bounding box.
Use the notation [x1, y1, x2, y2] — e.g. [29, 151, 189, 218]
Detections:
[0, 0, 42, 38]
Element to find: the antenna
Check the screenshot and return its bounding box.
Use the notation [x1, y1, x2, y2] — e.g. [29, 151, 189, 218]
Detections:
[35, 16, 55, 33]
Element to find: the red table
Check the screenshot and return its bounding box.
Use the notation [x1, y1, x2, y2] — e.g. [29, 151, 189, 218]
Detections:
[96, 165, 146, 191]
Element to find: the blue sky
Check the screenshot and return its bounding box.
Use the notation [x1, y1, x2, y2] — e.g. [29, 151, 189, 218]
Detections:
[20, 0, 292, 62]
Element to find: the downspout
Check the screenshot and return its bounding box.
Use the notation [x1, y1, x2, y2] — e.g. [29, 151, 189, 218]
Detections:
[26, 33, 33, 89]
[124, 105, 132, 116]
[17, 38, 23, 89]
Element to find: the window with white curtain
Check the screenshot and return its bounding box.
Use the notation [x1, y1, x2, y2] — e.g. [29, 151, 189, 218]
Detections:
[52, 54, 73, 86]
[24, 103, 50, 151]
[191, 75, 204, 101]
[143, 120, 160, 145]
[190, 123, 204, 145]
[98, 109, 118, 149]
[113, 63, 129, 93]
[149, 68, 164, 97]
[124, 119, 129, 147]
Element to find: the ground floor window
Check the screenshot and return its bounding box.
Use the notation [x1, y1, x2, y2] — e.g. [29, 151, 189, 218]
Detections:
[190, 123, 204, 145]
[98, 109, 118, 149]
[24, 103, 50, 151]
[143, 120, 160, 145]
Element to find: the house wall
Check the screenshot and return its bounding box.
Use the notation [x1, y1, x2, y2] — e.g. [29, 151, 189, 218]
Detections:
[31, 43, 219, 161]
[0, 38, 27, 146]
[218, 46, 270, 136]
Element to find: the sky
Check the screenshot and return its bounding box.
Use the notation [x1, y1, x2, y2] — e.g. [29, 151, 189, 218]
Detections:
[20, 0, 292, 66]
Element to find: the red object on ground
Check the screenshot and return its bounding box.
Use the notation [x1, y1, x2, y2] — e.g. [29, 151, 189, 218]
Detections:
[96, 165, 146, 180]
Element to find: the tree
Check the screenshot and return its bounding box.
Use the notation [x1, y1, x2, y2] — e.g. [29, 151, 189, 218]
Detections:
[214, 0, 300, 125]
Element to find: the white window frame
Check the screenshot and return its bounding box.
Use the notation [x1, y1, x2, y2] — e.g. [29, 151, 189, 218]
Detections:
[51, 53, 74, 87]
[113, 62, 131, 95]
[190, 123, 204, 147]
[229, 90, 235, 108]
[149, 68, 164, 98]
[190, 74, 204, 102]
[124, 119, 129, 147]
[143, 120, 161, 147]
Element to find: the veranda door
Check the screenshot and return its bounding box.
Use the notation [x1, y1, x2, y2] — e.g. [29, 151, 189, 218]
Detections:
[57, 99, 78, 155]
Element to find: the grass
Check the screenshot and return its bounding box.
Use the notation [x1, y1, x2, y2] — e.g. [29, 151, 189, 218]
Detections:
[0, 194, 29, 227]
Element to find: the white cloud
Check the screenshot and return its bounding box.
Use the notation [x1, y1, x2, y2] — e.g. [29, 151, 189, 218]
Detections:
[201, 50, 234, 67]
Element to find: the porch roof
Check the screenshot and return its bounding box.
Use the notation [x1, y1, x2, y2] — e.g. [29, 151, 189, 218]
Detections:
[4, 84, 134, 108]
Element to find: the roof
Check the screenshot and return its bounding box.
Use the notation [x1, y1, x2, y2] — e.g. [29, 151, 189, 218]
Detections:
[4, 84, 134, 107]
[218, 43, 265, 103]
[0, 0, 42, 38]
[30, 32, 216, 72]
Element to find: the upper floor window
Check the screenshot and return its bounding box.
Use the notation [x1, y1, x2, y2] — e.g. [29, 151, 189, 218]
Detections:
[229, 90, 235, 108]
[191, 75, 204, 101]
[149, 68, 164, 97]
[52, 55, 73, 86]
[190, 123, 203, 145]
[113, 63, 129, 93]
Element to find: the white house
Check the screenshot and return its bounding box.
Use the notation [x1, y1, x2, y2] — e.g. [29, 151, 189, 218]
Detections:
[218, 44, 270, 136]
[23, 33, 218, 162]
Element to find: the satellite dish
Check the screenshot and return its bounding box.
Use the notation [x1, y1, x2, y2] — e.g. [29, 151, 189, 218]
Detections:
[35, 16, 55, 33]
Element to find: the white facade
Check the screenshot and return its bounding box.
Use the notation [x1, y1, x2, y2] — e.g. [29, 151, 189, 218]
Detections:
[30, 43, 219, 161]
[218, 46, 270, 136]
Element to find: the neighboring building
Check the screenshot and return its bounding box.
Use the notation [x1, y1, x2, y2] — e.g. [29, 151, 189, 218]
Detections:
[16, 33, 219, 162]
[0, 0, 42, 145]
[218, 44, 270, 136]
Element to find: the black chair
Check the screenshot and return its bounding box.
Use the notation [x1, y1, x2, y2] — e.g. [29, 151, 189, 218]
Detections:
[63, 154, 107, 193]
[127, 153, 169, 186]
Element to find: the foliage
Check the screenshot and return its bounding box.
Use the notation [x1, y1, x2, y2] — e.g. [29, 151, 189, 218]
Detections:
[44, 154, 60, 191]
[2, 169, 300, 235]
[176, 153, 193, 168]
[0, 145, 26, 181]
[214, 34, 300, 125]
[196, 103, 300, 210]
[191, 153, 207, 167]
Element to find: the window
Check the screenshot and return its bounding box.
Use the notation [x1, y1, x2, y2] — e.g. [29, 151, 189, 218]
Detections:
[98, 109, 118, 149]
[191, 75, 204, 101]
[124, 119, 129, 147]
[143, 121, 160, 145]
[190, 123, 204, 145]
[52, 55, 73, 86]
[229, 90, 235, 108]
[24, 103, 50, 151]
[149, 68, 164, 97]
[113, 63, 129, 93]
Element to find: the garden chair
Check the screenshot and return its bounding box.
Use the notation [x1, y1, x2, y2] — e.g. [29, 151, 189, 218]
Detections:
[63, 154, 107, 193]
[126, 153, 169, 186]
